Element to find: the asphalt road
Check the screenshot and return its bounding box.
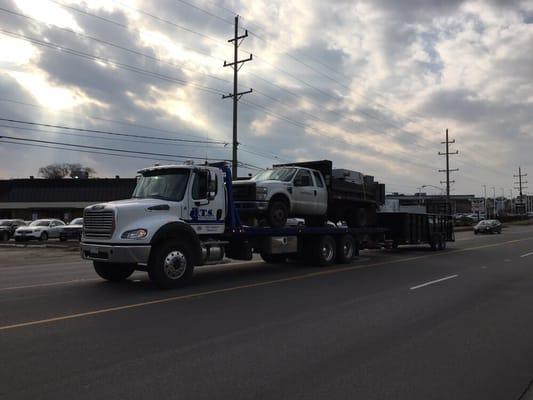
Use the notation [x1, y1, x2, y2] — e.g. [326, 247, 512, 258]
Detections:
[2, 226, 533, 399]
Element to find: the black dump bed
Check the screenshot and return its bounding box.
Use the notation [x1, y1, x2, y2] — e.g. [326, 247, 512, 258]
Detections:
[377, 212, 454, 245]
[274, 160, 385, 206]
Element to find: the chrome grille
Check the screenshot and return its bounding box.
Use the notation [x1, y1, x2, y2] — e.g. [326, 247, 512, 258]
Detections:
[83, 209, 115, 238]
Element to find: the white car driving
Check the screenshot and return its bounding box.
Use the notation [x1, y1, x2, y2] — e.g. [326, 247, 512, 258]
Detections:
[14, 219, 66, 241]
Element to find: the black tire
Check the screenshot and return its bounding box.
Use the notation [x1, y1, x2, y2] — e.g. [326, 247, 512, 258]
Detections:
[93, 261, 135, 282]
[267, 199, 289, 228]
[336, 235, 356, 264]
[312, 235, 337, 267]
[0, 231, 8, 241]
[148, 239, 194, 289]
[260, 253, 287, 264]
[40, 232, 48, 241]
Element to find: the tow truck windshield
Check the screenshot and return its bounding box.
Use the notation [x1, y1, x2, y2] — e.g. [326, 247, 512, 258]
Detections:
[132, 169, 190, 202]
[252, 167, 297, 182]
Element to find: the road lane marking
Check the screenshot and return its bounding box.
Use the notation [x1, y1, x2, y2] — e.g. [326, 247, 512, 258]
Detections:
[1, 236, 533, 332]
[410, 275, 458, 290]
[520, 252, 533, 258]
[0, 278, 100, 292]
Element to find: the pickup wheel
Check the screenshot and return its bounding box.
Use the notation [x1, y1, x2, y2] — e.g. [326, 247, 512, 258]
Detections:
[267, 199, 289, 228]
[93, 262, 135, 282]
[336, 235, 356, 264]
[148, 240, 194, 289]
[260, 253, 287, 264]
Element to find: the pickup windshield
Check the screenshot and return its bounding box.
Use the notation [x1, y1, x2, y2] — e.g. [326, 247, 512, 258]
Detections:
[133, 169, 190, 202]
[253, 167, 296, 182]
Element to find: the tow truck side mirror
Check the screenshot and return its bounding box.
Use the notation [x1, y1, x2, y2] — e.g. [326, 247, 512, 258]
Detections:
[207, 171, 216, 201]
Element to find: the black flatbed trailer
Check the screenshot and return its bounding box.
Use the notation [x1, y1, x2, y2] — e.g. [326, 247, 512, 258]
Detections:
[377, 212, 454, 250]
[222, 164, 454, 266]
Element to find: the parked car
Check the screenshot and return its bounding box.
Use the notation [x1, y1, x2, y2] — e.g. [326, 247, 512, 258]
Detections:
[0, 219, 26, 241]
[473, 219, 502, 234]
[59, 218, 83, 241]
[14, 219, 66, 241]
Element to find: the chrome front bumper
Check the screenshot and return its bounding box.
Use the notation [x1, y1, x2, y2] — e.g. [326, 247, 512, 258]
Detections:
[80, 242, 151, 264]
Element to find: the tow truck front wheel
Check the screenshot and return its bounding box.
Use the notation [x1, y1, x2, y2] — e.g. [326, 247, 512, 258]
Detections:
[93, 262, 135, 282]
[149, 240, 194, 289]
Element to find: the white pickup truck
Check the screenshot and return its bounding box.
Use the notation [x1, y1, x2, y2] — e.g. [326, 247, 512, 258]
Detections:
[233, 161, 385, 228]
[233, 166, 328, 228]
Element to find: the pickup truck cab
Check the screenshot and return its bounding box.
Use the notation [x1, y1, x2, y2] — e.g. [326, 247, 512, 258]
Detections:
[233, 166, 328, 228]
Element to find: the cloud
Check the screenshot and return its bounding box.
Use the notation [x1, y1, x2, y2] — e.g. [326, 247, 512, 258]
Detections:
[0, 0, 531, 196]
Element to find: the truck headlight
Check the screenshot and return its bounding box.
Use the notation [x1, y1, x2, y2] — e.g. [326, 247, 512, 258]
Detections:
[121, 229, 148, 239]
[256, 187, 268, 200]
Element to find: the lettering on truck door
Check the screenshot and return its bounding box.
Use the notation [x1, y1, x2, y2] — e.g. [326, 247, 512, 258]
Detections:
[188, 169, 225, 234]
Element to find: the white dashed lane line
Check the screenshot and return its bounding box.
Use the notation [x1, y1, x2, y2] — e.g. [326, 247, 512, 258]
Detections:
[520, 252, 533, 258]
[410, 275, 459, 290]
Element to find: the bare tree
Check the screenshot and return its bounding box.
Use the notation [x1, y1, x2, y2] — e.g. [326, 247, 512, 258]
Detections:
[38, 164, 70, 179]
[38, 163, 96, 179]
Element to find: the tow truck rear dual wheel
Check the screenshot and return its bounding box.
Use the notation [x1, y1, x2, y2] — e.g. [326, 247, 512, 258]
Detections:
[312, 235, 337, 267]
[93, 261, 135, 282]
[336, 234, 356, 264]
[148, 239, 194, 289]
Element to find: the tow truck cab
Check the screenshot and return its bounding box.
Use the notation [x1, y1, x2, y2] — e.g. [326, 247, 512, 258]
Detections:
[80, 164, 233, 287]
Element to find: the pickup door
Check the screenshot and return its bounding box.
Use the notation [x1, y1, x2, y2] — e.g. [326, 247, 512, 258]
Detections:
[292, 169, 318, 215]
[312, 170, 328, 215]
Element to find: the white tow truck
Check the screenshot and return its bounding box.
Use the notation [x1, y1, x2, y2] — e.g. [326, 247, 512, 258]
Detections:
[80, 162, 453, 289]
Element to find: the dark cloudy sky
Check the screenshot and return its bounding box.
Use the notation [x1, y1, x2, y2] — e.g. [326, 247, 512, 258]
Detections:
[0, 0, 532, 197]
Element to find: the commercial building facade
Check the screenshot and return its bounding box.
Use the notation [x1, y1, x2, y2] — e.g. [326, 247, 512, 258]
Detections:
[0, 178, 136, 222]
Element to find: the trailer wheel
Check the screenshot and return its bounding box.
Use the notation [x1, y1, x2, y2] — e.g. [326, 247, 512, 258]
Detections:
[93, 262, 135, 282]
[148, 239, 194, 289]
[336, 235, 355, 264]
[260, 253, 287, 264]
[267, 199, 289, 228]
[313, 235, 336, 267]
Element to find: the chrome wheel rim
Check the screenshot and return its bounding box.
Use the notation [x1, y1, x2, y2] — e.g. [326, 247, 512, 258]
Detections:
[321, 241, 334, 262]
[163, 250, 187, 280]
[343, 241, 353, 258]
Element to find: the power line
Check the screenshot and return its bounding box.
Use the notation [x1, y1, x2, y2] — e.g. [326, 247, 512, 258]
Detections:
[0, 117, 227, 145]
[0, 135, 229, 161]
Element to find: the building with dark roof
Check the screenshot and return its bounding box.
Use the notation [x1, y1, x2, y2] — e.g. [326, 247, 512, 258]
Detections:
[0, 178, 136, 221]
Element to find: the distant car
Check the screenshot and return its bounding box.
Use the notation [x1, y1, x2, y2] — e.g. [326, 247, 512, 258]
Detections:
[59, 218, 83, 241]
[473, 219, 502, 234]
[14, 219, 66, 241]
[0, 219, 26, 241]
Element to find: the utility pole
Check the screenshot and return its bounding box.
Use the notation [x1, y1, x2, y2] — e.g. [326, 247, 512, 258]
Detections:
[439, 129, 459, 215]
[483, 185, 487, 217]
[513, 167, 528, 215]
[492, 186, 496, 217]
[223, 15, 253, 178]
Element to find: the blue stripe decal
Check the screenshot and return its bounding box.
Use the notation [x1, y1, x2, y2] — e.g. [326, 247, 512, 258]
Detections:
[184, 220, 225, 225]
